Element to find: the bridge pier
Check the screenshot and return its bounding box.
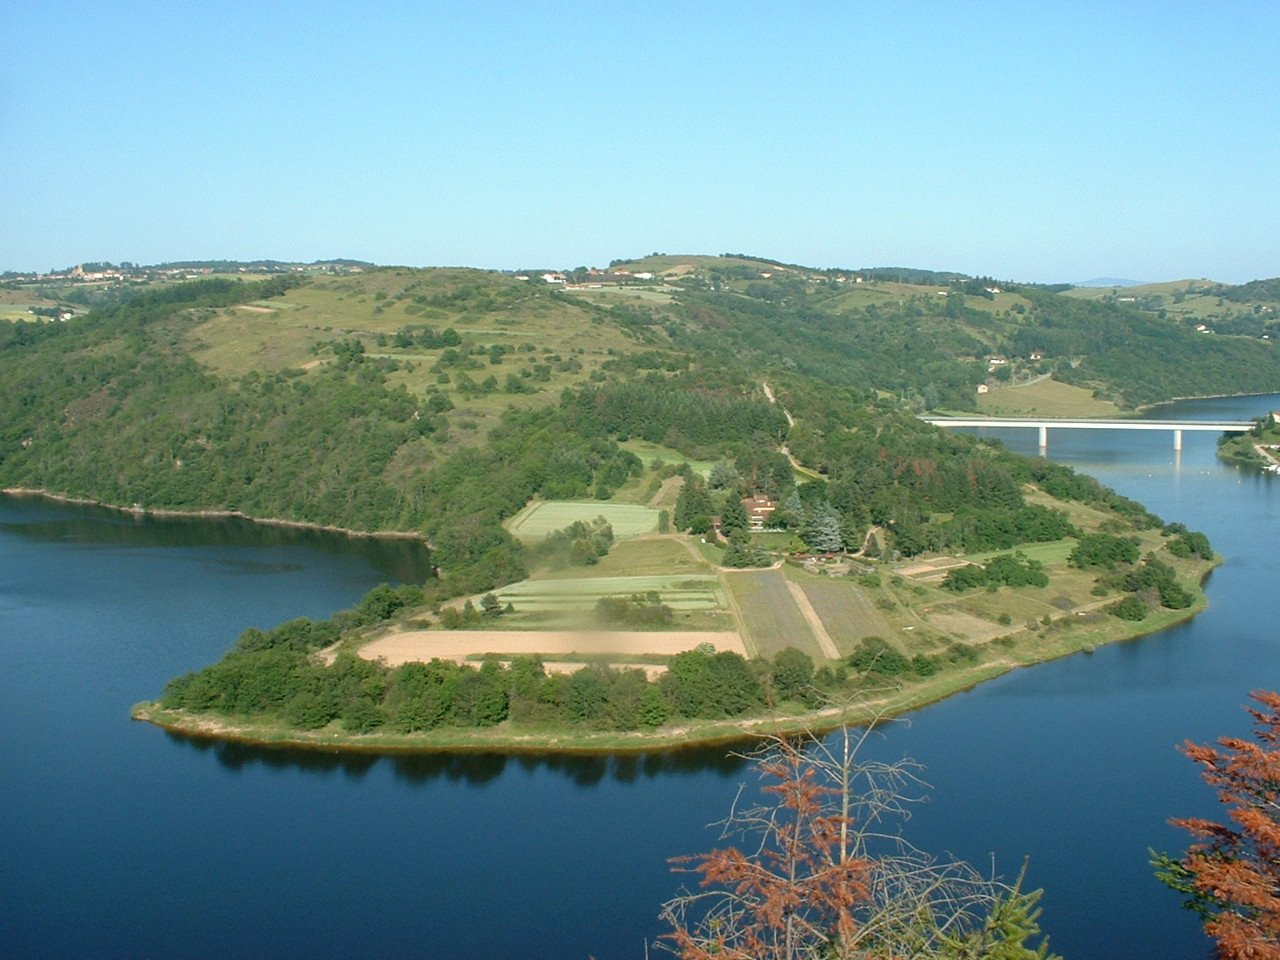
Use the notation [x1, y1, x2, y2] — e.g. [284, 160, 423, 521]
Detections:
[920, 415, 1254, 451]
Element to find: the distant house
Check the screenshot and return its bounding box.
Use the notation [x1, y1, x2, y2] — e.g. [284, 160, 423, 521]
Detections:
[976, 383, 989, 394]
[742, 494, 778, 531]
[541, 273, 565, 284]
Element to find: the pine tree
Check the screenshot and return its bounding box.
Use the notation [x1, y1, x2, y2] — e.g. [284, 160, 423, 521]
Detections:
[802, 501, 845, 553]
[720, 495, 751, 538]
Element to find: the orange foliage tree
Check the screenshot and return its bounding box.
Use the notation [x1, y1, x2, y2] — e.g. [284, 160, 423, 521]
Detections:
[658, 725, 1057, 960]
[1159, 690, 1280, 959]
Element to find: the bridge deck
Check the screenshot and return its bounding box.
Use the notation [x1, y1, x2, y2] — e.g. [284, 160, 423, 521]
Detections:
[922, 417, 1252, 431]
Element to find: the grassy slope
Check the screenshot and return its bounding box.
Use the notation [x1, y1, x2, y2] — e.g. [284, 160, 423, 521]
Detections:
[181, 267, 641, 455]
[0, 288, 65, 323]
[976, 378, 1127, 417]
[1064, 278, 1280, 329]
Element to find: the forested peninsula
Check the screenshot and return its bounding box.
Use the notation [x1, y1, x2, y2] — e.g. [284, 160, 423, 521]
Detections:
[1, 256, 1262, 750]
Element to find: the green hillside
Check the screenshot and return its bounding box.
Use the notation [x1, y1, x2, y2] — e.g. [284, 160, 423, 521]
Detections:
[3, 255, 1252, 598]
[1064, 276, 1280, 340]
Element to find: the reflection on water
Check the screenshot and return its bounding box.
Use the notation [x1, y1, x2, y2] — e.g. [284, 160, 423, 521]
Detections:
[163, 727, 753, 784]
[0, 491, 435, 583]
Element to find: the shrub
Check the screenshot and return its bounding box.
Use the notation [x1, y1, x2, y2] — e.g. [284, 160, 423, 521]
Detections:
[1108, 595, 1149, 621]
[1068, 533, 1140, 570]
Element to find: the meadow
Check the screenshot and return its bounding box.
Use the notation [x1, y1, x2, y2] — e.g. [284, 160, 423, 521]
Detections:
[976, 377, 1126, 417]
[507, 500, 661, 539]
[616, 438, 717, 477]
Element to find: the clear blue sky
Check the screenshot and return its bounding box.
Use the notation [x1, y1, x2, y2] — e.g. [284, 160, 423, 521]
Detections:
[4, 1, 1276, 283]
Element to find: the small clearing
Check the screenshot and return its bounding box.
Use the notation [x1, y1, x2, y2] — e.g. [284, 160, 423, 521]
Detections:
[923, 609, 1010, 644]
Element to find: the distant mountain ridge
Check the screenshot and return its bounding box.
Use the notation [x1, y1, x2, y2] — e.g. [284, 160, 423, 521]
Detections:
[1073, 277, 1148, 288]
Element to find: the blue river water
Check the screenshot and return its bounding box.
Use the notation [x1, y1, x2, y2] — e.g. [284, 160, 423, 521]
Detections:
[2, 394, 1278, 959]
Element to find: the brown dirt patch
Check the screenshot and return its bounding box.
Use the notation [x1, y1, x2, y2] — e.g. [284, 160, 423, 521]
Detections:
[359, 629, 745, 666]
[648, 475, 683, 508]
[924, 610, 1010, 643]
[895, 557, 971, 580]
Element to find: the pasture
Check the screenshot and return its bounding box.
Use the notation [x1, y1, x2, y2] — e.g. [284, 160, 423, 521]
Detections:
[508, 500, 660, 539]
[616, 439, 717, 477]
[536, 536, 710, 580]
[965, 540, 1075, 567]
[976, 378, 1125, 418]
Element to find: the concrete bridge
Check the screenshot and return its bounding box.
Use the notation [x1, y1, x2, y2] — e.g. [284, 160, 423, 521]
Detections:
[921, 415, 1253, 451]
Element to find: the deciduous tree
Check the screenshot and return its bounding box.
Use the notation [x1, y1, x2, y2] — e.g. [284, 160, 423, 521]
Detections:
[1157, 690, 1280, 959]
[659, 726, 1057, 959]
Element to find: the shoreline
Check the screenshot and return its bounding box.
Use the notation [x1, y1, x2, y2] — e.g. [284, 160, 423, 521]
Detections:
[0, 487, 431, 544]
[132, 571, 1213, 755]
[131, 662, 1017, 756]
[1138, 389, 1280, 412]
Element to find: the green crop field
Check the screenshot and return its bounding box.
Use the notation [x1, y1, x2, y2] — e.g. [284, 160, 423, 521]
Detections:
[491, 573, 729, 629]
[536, 537, 711, 580]
[507, 501, 660, 539]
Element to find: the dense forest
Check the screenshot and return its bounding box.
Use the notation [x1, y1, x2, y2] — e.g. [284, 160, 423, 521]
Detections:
[649, 275, 1280, 410]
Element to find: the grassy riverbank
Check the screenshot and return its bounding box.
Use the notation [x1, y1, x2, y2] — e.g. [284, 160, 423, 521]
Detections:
[1217, 418, 1280, 470]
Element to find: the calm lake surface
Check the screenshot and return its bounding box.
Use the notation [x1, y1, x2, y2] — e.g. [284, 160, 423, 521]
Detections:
[3, 394, 1279, 959]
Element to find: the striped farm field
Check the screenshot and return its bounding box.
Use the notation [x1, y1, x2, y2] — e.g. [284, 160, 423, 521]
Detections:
[507, 500, 660, 539]
[722, 568, 819, 660]
[497, 574, 725, 611]
[796, 579, 893, 654]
